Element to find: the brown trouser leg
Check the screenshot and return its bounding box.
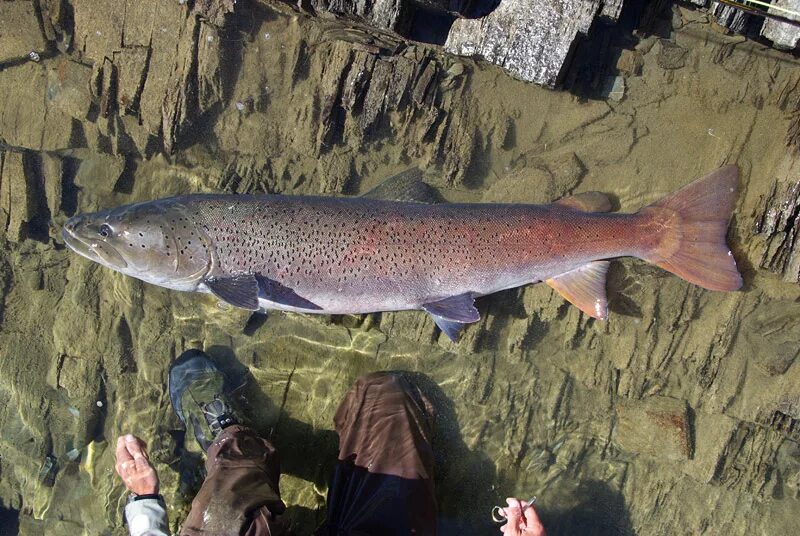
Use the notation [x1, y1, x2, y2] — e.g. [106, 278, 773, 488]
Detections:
[318, 372, 438, 535]
[181, 425, 286, 536]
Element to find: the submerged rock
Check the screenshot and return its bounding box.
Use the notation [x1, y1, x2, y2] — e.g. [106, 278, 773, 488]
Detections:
[614, 396, 692, 461]
[0, 1, 48, 66]
[754, 154, 800, 283]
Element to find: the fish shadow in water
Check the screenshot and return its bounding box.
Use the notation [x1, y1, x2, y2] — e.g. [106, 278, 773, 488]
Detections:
[199, 347, 502, 533]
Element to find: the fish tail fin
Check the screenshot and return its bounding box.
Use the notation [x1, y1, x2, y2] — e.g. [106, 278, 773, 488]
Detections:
[639, 165, 743, 291]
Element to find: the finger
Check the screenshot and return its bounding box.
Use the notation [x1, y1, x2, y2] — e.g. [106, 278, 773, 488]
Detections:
[115, 436, 134, 474]
[503, 498, 522, 525]
[124, 434, 148, 459]
[505, 498, 526, 511]
[524, 505, 543, 526]
[523, 506, 546, 535]
[124, 434, 153, 470]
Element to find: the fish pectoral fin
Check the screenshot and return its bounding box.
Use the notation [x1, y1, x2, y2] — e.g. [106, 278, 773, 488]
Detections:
[422, 293, 480, 325]
[255, 275, 322, 310]
[360, 168, 444, 204]
[205, 274, 260, 311]
[429, 314, 466, 342]
[546, 261, 610, 320]
[556, 192, 612, 212]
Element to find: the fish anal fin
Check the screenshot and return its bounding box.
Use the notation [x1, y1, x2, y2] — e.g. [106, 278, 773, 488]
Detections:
[205, 274, 260, 311]
[430, 314, 466, 342]
[360, 168, 444, 204]
[256, 275, 322, 310]
[546, 261, 610, 319]
[556, 192, 612, 213]
[422, 293, 480, 323]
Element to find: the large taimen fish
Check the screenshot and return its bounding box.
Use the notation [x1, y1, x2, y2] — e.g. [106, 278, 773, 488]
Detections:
[63, 166, 742, 340]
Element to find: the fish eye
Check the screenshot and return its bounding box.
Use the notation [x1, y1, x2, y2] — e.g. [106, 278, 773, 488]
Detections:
[99, 224, 112, 238]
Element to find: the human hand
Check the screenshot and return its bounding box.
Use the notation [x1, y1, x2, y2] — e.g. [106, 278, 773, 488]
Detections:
[500, 498, 545, 536]
[114, 434, 159, 496]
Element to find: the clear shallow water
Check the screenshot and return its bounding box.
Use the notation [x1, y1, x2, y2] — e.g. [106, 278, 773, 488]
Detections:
[1, 1, 800, 534]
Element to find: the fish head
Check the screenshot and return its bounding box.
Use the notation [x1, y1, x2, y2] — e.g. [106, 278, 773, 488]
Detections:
[62, 199, 211, 290]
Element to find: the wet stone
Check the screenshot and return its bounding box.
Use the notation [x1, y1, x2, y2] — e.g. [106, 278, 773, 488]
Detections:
[657, 40, 689, 70]
[41, 153, 63, 218]
[753, 154, 800, 283]
[71, 0, 125, 63]
[741, 300, 800, 377]
[682, 412, 737, 483]
[710, 2, 752, 34]
[761, 0, 800, 50]
[49, 355, 100, 400]
[616, 49, 644, 76]
[604, 75, 626, 101]
[114, 47, 150, 114]
[614, 396, 692, 461]
[0, 152, 32, 242]
[46, 60, 94, 120]
[311, 0, 407, 31]
[0, 1, 48, 65]
[444, 0, 605, 87]
[0, 62, 74, 151]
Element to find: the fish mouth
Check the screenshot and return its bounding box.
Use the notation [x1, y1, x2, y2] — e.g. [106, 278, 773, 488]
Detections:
[62, 219, 128, 269]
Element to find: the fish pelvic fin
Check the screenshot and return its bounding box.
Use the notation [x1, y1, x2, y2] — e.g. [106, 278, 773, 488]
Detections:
[429, 315, 467, 342]
[422, 293, 480, 342]
[546, 261, 610, 319]
[638, 165, 742, 291]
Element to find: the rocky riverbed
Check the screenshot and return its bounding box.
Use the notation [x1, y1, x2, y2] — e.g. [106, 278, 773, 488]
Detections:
[1, 0, 800, 534]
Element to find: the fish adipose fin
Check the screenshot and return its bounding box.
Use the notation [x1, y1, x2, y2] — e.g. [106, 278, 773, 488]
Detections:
[256, 275, 323, 310]
[206, 274, 260, 311]
[639, 165, 743, 291]
[556, 191, 612, 212]
[360, 168, 444, 204]
[546, 261, 610, 320]
[422, 293, 480, 341]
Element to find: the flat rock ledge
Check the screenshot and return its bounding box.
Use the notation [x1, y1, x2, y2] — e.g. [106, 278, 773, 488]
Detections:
[444, 0, 620, 87]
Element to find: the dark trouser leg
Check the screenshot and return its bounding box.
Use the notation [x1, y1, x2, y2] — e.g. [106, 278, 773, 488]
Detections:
[181, 425, 287, 536]
[319, 372, 437, 536]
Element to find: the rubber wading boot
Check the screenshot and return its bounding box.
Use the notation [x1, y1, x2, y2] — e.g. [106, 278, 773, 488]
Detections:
[169, 349, 240, 452]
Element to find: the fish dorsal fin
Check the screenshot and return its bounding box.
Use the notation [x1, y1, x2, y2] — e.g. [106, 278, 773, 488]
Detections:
[422, 293, 480, 323]
[256, 275, 322, 310]
[205, 274, 260, 311]
[429, 315, 466, 342]
[546, 261, 610, 319]
[361, 168, 444, 204]
[556, 192, 612, 212]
